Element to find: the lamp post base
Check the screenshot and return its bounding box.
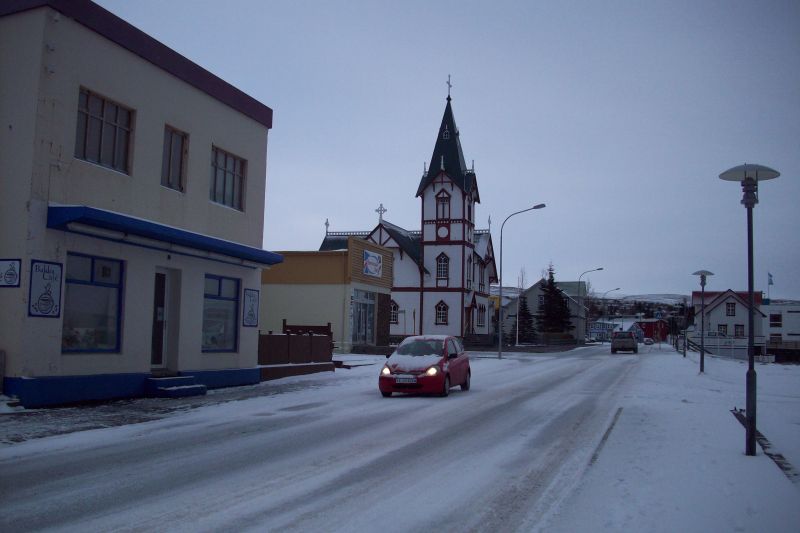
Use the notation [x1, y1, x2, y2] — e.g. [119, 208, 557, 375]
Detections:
[746, 367, 757, 456]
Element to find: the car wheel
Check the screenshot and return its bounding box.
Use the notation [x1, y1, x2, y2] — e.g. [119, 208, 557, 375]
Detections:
[381, 391, 392, 398]
[441, 376, 450, 397]
[461, 371, 471, 391]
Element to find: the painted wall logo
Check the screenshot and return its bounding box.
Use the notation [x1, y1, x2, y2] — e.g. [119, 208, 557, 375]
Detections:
[363, 250, 383, 278]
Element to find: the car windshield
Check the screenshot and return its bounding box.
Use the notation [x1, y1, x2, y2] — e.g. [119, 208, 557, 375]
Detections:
[396, 339, 444, 356]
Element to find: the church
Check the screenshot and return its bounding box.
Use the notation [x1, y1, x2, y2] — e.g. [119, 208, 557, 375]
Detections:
[320, 94, 497, 341]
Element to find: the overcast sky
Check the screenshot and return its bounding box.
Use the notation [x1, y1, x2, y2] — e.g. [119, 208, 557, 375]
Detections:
[96, 0, 800, 299]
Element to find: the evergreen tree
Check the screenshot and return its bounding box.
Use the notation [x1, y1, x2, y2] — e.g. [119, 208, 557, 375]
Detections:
[517, 295, 536, 343]
[535, 264, 574, 333]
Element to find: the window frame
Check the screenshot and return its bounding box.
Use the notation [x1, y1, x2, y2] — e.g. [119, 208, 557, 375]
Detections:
[726, 302, 736, 316]
[718, 324, 728, 336]
[210, 145, 247, 211]
[390, 300, 399, 325]
[61, 252, 124, 353]
[769, 313, 783, 328]
[435, 300, 449, 325]
[161, 125, 189, 192]
[74, 88, 133, 174]
[436, 190, 451, 220]
[202, 274, 240, 353]
[436, 253, 449, 282]
[734, 324, 745, 337]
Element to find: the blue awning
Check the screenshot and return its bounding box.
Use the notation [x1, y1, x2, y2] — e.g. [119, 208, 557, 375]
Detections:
[47, 205, 283, 267]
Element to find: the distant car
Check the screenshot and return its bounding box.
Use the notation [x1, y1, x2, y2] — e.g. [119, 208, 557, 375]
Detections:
[379, 335, 470, 397]
[644, 337, 654, 345]
[611, 331, 638, 353]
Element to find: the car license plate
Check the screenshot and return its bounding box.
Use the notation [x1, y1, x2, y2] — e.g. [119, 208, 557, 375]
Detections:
[395, 376, 417, 384]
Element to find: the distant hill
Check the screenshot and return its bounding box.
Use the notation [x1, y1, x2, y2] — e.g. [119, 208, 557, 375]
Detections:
[616, 294, 689, 305]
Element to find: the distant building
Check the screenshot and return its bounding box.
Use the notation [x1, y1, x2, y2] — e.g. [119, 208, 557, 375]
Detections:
[0, 1, 281, 406]
[690, 290, 766, 358]
[502, 280, 586, 343]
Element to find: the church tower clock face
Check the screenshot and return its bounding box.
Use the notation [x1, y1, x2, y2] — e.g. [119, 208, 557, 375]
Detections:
[437, 224, 450, 240]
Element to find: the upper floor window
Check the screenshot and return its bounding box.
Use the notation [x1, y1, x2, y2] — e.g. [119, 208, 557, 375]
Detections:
[390, 300, 399, 324]
[74, 88, 133, 173]
[479, 262, 486, 292]
[770, 313, 782, 328]
[210, 146, 246, 211]
[436, 253, 449, 280]
[435, 301, 449, 325]
[436, 190, 451, 220]
[466, 256, 473, 289]
[442, 126, 450, 140]
[467, 199, 472, 222]
[162, 126, 188, 192]
[726, 302, 736, 316]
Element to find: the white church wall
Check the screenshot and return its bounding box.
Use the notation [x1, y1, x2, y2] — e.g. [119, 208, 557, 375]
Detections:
[389, 292, 419, 336]
[422, 291, 463, 336]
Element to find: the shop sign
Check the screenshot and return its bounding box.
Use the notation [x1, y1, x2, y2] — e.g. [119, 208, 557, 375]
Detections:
[0, 259, 21, 287]
[363, 250, 383, 278]
[29, 260, 62, 317]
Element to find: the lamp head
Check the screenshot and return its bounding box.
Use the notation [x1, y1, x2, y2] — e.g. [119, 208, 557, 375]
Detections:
[532, 203, 546, 209]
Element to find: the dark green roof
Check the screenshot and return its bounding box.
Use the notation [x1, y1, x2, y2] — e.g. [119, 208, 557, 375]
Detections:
[416, 97, 479, 201]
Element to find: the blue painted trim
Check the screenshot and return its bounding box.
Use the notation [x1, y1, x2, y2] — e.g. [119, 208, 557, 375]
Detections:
[28, 259, 63, 318]
[180, 367, 260, 389]
[4, 373, 149, 408]
[0, 258, 22, 287]
[47, 205, 283, 266]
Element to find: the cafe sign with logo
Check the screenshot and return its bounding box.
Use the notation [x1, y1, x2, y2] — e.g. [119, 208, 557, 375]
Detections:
[0, 259, 21, 287]
[29, 260, 62, 318]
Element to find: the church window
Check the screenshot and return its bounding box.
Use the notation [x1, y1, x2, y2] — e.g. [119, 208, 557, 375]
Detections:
[435, 301, 449, 325]
[477, 305, 486, 327]
[479, 262, 486, 292]
[466, 256, 472, 289]
[390, 300, 399, 324]
[442, 126, 450, 140]
[467, 199, 472, 222]
[436, 254, 449, 281]
[436, 191, 450, 220]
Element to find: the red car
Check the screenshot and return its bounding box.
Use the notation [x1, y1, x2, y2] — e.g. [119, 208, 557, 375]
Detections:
[379, 335, 470, 397]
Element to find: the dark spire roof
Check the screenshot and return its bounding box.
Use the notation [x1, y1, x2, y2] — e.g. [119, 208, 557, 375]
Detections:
[416, 97, 478, 201]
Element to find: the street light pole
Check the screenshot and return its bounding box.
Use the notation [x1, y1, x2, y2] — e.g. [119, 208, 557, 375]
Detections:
[498, 203, 546, 359]
[578, 267, 603, 343]
[720, 163, 780, 457]
[692, 270, 713, 373]
[601, 287, 620, 342]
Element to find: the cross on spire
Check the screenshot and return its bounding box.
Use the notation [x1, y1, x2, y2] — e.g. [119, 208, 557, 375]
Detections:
[446, 74, 452, 99]
[375, 203, 387, 222]
[324, 218, 329, 235]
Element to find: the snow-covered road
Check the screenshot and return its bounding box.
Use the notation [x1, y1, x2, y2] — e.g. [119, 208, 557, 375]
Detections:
[0, 346, 638, 532]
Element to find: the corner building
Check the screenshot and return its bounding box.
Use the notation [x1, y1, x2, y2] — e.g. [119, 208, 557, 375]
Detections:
[0, 1, 282, 407]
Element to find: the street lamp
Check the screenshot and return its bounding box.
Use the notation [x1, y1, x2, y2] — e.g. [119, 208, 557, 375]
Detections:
[719, 163, 780, 457]
[601, 287, 620, 342]
[578, 267, 603, 343]
[498, 203, 546, 359]
[692, 270, 714, 373]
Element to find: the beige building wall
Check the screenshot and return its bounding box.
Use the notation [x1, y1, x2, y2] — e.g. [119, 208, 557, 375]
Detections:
[0, 6, 272, 392]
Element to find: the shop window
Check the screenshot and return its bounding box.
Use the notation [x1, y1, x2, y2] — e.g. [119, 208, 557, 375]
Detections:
[74, 88, 133, 173]
[210, 146, 246, 211]
[61, 253, 123, 352]
[435, 301, 449, 325]
[202, 274, 239, 352]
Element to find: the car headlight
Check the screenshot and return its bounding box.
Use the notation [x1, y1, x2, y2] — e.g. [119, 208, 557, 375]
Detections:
[381, 365, 391, 376]
[425, 366, 439, 376]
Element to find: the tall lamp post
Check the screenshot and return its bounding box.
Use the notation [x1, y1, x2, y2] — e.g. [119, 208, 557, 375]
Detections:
[719, 163, 780, 457]
[692, 270, 714, 373]
[601, 287, 620, 341]
[498, 203, 546, 359]
[578, 267, 603, 343]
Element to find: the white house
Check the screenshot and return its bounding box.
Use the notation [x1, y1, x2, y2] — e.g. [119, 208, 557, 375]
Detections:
[0, 1, 281, 407]
[761, 300, 800, 345]
[320, 95, 497, 339]
[502, 280, 585, 343]
[691, 290, 766, 359]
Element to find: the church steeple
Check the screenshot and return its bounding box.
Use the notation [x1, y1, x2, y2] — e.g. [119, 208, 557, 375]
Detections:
[415, 94, 478, 201]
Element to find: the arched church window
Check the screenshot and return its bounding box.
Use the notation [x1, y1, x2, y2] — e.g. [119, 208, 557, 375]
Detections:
[390, 300, 399, 324]
[436, 254, 449, 280]
[436, 190, 450, 220]
[435, 301, 449, 325]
